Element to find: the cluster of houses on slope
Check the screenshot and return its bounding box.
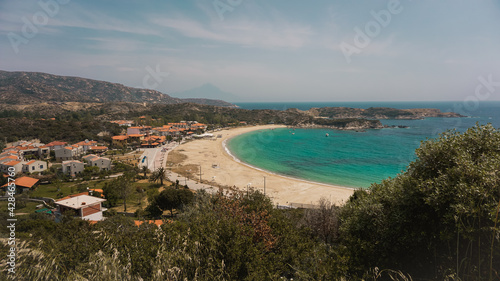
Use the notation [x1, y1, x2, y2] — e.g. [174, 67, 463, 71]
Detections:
[111, 121, 207, 148]
[0, 139, 111, 177]
[0, 140, 49, 175]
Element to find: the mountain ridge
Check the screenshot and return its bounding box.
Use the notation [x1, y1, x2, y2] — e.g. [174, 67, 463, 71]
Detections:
[173, 83, 242, 102]
[0, 70, 236, 107]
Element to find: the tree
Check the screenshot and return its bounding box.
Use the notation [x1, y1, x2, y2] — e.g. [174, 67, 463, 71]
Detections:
[104, 175, 134, 212]
[339, 124, 500, 280]
[149, 167, 167, 185]
[141, 166, 149, 178]
[154, 188, 194, 216]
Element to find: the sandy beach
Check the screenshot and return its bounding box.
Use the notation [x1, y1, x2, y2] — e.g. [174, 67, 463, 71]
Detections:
[169, 125, 355, 206]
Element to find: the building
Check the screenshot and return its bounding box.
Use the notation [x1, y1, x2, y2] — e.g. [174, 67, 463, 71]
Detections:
[55, 146, 81, 161]
[2, 176, 39, 193]
[88, 146, 108, 154]
[110, 120, 134, 127]
[112, 135, 128, 147]
[127, 126, 151, 135]
[22, 160, 47, 174]
[45, 141, 68, 151]
[82, 155, 111, 171]
[62, 160, 85, 176]
[37, 146, 50, 158]
[55, 194, 107, 221]
[0, 155, 19, 164]
[75, 140, 98, 152]
[0, 160, 23, 174]
[127, 134, 144, 144]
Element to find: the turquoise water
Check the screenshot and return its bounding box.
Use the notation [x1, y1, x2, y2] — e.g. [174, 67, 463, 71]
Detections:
[228, 101, 500, 188]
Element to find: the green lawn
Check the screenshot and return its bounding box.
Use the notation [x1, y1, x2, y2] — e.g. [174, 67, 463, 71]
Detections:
[0, 200, 43, 215]
[30, 181, 80, 199]
[29, 177, 166, 213]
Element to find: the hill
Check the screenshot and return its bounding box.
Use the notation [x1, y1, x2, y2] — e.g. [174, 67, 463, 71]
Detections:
[173, 83, 242, 102]
[0, 70, 235, 107]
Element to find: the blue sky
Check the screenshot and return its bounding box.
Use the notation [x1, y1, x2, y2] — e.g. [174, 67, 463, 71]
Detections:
[1, 0, 499, 102]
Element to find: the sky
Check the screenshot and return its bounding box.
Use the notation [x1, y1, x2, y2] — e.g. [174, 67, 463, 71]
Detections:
[1, 0, 500, 102]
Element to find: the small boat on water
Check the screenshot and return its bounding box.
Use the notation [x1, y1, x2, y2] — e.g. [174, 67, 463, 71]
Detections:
[325, 133, 329, 137]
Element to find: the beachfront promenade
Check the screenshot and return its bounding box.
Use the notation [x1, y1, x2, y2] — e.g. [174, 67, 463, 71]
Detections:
[138, 142, 217, 194]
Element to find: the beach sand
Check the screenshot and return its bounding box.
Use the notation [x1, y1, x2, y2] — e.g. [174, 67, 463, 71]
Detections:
[169, 125, 355, 206]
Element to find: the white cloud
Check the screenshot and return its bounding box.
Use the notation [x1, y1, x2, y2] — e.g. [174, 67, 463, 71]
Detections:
[151, 16, 312, 49]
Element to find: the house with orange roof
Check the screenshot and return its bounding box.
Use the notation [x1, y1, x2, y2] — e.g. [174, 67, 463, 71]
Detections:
[168, 122, 189, 129]
[37, 146, 50, 158]
[45, 141, 68, 151]
[2, 176, 39, 193]
[62, 160, 85, 176]
[82, 154, 111, 171]
[127, 125, 152, 136]
[55, 146, 82, 161]
[22, 160, 47, 174]
[110, 120, 134, 127]
[112, 135, 128, 147]
[127, 134, 145, 144]
[55, 194, 107, 221]
[0, 160, 23, 174]
[0, 155, 19, 164]
[75, 140, 98, 152]
[89, 146, 108, 154]
[89, 189, 104, 198]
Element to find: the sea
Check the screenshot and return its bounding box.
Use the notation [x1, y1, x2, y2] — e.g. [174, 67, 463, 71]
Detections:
[227, 101, 500, 188]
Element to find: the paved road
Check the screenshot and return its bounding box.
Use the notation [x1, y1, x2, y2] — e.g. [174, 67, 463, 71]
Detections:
[139, 142, 217, 194]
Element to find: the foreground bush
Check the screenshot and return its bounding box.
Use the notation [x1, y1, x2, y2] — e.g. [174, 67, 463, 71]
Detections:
[340, 124, 500, 280]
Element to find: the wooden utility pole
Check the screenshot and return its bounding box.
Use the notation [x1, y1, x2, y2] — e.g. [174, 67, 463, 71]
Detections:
[199, 165, 202, 182]
[264, 176, 266, 195]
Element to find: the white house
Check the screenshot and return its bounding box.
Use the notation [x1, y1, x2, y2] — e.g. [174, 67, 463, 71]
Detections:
[55, 194, 107, 221]
[55, 146, 81, 161]
[82, 154, 111, 171]
[45, 141, 68, 151]
[0, 160, 23, 175]
[62, 160, 85, 176]
[22, 160, 47, 174]
[75, 140, 98, 152]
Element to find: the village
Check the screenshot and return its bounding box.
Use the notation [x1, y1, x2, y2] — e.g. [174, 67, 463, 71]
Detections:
[0, 120, 210, 226]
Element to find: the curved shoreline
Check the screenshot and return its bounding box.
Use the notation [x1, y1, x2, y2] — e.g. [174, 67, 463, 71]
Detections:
[222, 134, 357, 191]
[172, 125, 355, 206]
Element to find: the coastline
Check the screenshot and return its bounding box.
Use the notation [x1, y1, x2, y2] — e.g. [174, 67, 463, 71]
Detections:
[171, 125, 355, 206]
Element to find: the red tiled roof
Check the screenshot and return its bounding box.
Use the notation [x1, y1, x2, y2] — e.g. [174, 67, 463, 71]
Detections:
[134, 220, 166, 227]
[112, 135, 128, 140]
[3, 160, 21, 166]
[25, 160, 36, 165]
[90, 146, 108, 150]
[0, 156, 18, 161]
[46, 141, 67, 147]
[1, 176, 39, 189]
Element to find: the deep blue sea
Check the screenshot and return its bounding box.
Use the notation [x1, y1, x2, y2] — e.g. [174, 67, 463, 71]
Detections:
[227, 101, 500, 188]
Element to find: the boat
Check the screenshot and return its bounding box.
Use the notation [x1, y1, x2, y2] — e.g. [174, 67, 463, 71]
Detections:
[325, 133, 329, 137]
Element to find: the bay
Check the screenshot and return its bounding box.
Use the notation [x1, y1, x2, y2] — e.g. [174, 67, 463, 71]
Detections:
[228, 101, 500, 188]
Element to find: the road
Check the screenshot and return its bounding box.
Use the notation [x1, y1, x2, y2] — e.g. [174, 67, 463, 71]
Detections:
[139, 142, 217, 194]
